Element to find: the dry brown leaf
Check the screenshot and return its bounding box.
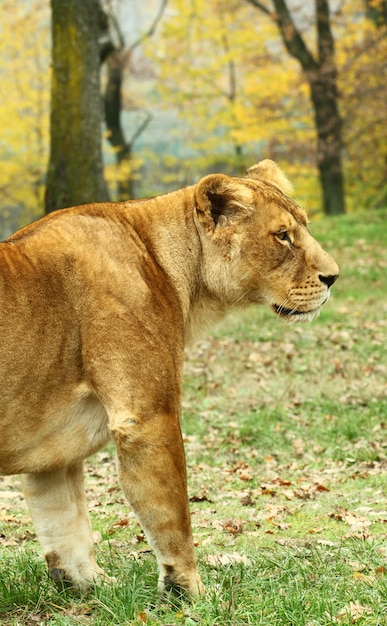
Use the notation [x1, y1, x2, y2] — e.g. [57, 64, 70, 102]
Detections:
[240, 494, 254, 506]
[112, 518, 130, 527]
[348, 561, 366, 572]
[223, 518, 244, 534]
[189, 493, 213, 503]
[138, 611, 148, 623]
[211, 519, 224, 531]
[335, 600, 373, 623]
[292, 438, 305, 457]
[205, 552, 250, 567]
[260, 484, 277, 497]
[315, 484, 330, 492]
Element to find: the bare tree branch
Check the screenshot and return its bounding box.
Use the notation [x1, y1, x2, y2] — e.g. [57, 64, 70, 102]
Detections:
[104, 0, 125, 49]
[129, 110, 152, 147]
[246, 0, 317, 70]
[129, 0, 168, 53]
[271, 0, 317, 70]
[245, 0, 272, 16]
[102, 1, 168, 199]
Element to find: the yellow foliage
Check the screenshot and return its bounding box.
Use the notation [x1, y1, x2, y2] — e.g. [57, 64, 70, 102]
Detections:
[0, 0, 50, 234]
[0, 0, 385, 225]
[104, 155, 143, 188]
[145, 0, 387, 212]
[144, 0, 318, 203]
[335, 4, 387, 209]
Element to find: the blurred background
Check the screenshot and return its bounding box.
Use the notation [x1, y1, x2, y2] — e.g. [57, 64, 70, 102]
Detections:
[0, 0, 386, 238]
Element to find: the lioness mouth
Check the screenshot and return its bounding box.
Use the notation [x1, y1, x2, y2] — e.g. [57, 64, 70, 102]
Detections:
[272, 304, 321, 323]
[273, 304, 308, 317]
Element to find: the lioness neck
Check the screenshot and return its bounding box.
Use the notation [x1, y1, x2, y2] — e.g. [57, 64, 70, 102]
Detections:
[123, 188, 228, 344]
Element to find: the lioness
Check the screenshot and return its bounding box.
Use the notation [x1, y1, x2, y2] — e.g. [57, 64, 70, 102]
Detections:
[0, 160, 338, 595]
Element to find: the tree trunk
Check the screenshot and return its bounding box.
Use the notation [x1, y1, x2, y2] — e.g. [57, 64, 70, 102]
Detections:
[310, 73, 345, 215]
[274, 0, 345, 214]
[45, 0, 109, 213]
[311, 0, 345, 215]
[104, 50, 135, 200]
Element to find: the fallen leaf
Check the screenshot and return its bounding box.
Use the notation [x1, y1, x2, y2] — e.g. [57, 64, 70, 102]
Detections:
[260, 484, 277, 497]
[273, 478, 292, 486]
[205, 552, 250, 567]
[223, 519, 243, 534]
[348, 561, 366, 572]
[211, 519, 224, 532]
[240, 494, 254, 506]
[138, 611, 148, 623]
[335, 600, 373, 623]
[292, 438, 305, 457]
[112, 518, 130, 527]
[294, 488, 312, 500]
[315, 484, 330, 492]
[189, 493, 213, 503]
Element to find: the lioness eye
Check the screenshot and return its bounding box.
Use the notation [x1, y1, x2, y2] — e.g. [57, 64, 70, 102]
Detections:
[276, 231, 292, 245]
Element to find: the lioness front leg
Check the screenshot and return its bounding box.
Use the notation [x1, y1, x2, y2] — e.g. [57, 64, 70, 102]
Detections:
[21, 463, 107, 589]
[109, 411, 204, 596]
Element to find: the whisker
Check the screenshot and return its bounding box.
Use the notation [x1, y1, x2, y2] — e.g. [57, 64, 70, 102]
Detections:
[274, 296, 292, 325]
[232, 291, 250, 308]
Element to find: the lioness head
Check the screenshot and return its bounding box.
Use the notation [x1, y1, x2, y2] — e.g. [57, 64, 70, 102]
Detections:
[194, 159, 339, 322]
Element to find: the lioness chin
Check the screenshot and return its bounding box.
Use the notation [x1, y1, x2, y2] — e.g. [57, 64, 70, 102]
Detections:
[0, 160, 338, 596]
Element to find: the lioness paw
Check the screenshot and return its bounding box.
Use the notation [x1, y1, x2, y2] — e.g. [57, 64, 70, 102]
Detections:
[159, 566, 205, 597]
[45, 550, 113, 591]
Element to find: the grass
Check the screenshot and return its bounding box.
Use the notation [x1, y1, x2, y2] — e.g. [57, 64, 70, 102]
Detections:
[1, 208, 386, 625]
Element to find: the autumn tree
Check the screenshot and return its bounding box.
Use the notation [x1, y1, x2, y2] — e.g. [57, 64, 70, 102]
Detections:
[145, 0, 347, 207]
[45, 0, 109, 213]
[246, 0, 345, 215]
[143, 0, 289, 190]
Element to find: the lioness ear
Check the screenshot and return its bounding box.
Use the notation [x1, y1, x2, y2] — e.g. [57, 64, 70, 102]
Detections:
[195, 174, 254, 230]
[246, 159, 293, 195]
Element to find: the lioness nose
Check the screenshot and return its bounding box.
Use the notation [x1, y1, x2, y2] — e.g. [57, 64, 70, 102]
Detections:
[319, 274, 339, 288]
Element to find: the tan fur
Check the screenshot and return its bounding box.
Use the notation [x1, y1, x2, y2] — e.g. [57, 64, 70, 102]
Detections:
[0, 160, 338, 595]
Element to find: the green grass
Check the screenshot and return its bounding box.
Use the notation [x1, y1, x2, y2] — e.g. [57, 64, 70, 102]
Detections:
[1, 208, 387, 625]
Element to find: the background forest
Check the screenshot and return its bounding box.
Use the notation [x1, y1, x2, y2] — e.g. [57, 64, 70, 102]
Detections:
[0, 0, 386, 235]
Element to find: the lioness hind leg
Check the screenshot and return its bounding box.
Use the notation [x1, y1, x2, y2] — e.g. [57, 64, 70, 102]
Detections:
[21, 463, 108, 590]
[110, 411, 204, 597]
